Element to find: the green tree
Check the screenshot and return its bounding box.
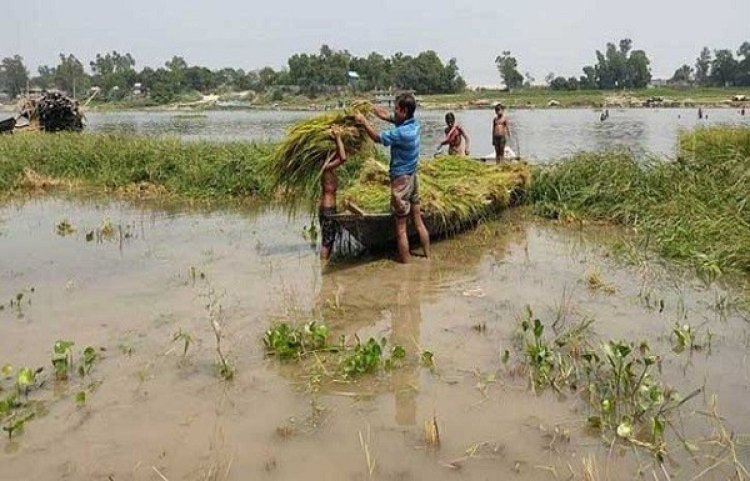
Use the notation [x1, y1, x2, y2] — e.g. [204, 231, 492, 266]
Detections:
[627, 50, 652, 88]
[579, 66, 597, 89]
[54, 54, 89, 96]
[709, 49, 738, 87]
[670, 64, 693, 84]
[0, 55, 29, 97]
[735, 41, 750, 86]
[90, 51, 137, 100]
[695, 47, 712, 86]
[258, 67, 279, 89]
[33, 65, 56, 90]
[589, 40, 651, 89]
[549, 76, 570, 90]
[185, 66, 217, 93]
[494, 51, 523, 90]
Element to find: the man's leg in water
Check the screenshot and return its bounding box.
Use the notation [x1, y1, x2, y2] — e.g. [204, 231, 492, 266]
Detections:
[411, 203, 430, 258]
[394, 215, 410, 263]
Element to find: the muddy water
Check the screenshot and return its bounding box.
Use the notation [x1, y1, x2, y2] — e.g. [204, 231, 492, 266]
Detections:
[1, 198, 748, 480]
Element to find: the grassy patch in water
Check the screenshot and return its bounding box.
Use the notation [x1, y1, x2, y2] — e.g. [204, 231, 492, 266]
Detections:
[529, 127, 750, 278]
[0, 133, 275, 200]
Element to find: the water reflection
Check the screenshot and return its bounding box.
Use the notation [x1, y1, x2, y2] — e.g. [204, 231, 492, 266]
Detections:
[315, 220, 527, 425]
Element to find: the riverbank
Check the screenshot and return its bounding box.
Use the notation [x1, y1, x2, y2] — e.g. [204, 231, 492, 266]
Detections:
[3, 87, 746, 114]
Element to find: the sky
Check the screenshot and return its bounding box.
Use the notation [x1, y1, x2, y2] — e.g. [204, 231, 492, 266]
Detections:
[5, 0, 749, 86]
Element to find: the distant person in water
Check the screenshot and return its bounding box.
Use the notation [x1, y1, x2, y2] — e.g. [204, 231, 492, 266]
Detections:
[741, 106, 746, 116]
[698, 107, 703, 119]
[492, 104, 511, 163]
[438, 112, 470, 156]
[318, 126, 347, 262]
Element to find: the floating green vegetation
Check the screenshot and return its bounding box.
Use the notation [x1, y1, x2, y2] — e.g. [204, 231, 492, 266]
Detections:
[263, 321, 330, 360]
[529, 127, 750, 279]
[512, 308, 701, 459]
[263, 321, 410, 380]
[341, 156, 530, 229]
[1, 340, 101, 440]
[0, 133, 275, 201]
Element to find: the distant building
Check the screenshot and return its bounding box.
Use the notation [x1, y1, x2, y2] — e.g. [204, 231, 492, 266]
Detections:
[132, 83, 145, 97]
[649, 79, 668, 88]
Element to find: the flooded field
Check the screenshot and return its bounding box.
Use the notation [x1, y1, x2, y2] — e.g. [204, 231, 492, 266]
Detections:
[1, 197, 748, 480]
[85, 108, 750, 161]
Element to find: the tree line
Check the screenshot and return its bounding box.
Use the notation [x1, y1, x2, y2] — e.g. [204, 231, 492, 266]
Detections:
[496, 39, 750, 91]
[0, 46, 466, 103]
[671, 43, 750, 87]
[498, 39, 653, 91]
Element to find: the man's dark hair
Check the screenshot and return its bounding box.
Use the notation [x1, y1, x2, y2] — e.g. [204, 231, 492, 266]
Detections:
[396, 93, 417, 118]
[445, 112, 455, 124]
[495, 103, 505, 113]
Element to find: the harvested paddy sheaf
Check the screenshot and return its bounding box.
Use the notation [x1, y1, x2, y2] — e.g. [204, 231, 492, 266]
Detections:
[341, 156, 531, 230]
[0, 133, 275, 200]
[529, 127, 750, 277]
[268, 102, 374, 212]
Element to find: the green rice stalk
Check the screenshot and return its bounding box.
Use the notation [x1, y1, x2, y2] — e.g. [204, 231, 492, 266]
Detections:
[341, 156, 530, 230]
[268, 102, 374, 213]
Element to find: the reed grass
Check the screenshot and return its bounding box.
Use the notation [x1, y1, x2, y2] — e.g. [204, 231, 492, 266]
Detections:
[0, 133, 274, 200]
[529, 126, 750, 277]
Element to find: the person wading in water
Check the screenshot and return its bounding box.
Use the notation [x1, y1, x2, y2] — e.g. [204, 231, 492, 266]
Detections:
[438, 112, 470, 156]
[492, 103, 511, 163]
[318, 126, 347, 262]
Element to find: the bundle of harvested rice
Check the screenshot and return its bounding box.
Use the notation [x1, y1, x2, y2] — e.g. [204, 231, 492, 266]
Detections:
[268, 102, 374, 211]
[341, 156, 530, 229]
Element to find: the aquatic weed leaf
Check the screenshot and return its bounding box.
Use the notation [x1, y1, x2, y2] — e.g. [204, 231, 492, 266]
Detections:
[16, 367, 35, 388]
[421, 350, 435, 368]
[77, 346, 98, 377]
[392, 345, 406, 360]
[0, 393, 19, 415]
[501, 349, 510, 365]
[75, 391, 86, 405]
[342, 338, 383, 378]
[533, 319, 544, 339]
[617, 419, 633, 439]
[54, 340, 75, 355]
[651, 416, 665, 440]
[1, 364, 12, 378]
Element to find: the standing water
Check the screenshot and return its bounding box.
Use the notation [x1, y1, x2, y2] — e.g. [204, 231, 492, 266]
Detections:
[1, 197, 748, 480]
[85, 108, 750, 161]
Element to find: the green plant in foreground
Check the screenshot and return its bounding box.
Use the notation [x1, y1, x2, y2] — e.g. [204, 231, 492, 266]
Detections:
[172, 330, 194, 358]
[515, 311, 696, 458]
[263, 321, 330, 360]
[342, 338, 384, 378]
[52, 340, 75, 380]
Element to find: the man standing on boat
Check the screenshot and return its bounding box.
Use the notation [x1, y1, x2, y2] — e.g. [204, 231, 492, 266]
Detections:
[492, 103, 511, 163]
[354, 94, 430, 263]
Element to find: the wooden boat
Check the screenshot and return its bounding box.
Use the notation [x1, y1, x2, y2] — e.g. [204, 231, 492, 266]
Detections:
[332, 186, 525, 251]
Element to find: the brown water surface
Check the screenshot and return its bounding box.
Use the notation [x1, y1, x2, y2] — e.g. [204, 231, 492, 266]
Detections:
[1, 198, 748, 480]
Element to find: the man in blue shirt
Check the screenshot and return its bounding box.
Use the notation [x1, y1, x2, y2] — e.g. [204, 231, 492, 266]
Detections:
[354, 93, 430, 263]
